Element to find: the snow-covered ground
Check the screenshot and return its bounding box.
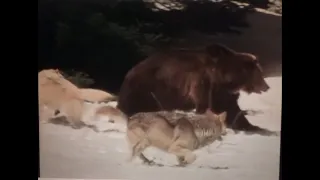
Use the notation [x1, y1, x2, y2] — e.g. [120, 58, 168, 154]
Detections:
[39, 77, 282, 180]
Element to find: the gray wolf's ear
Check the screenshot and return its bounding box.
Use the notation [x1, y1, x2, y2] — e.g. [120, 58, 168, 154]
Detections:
[206, 108, 219, 118]
[206, 109, 220, 120]
[218, 112, 227, 122]
[205, 108, 212, 114]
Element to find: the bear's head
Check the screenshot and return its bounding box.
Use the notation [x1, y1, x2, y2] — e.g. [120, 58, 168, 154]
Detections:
[206, 43, 270, 94]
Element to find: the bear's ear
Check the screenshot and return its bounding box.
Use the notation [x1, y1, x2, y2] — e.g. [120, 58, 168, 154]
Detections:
[238, 53, 258, 62]
[206, 43, 237, 59]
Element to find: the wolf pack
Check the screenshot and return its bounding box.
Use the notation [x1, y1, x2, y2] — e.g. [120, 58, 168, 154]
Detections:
[39, 43, 280, 168]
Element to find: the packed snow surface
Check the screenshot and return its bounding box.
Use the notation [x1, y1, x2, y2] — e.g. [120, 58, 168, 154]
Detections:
[40, 77, 282, 180]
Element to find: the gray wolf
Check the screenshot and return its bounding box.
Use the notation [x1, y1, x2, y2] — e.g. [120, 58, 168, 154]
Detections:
[127, 109, 227, 166]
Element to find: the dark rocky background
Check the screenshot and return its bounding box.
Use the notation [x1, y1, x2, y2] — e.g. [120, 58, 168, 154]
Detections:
[38, 0, 282, 94]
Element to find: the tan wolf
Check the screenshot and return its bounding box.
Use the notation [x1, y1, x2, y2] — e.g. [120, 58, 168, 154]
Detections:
[126, 109, 227, 166]
[38, 69, 85, 128]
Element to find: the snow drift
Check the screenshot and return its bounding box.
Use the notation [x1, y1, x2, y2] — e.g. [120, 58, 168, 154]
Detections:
[39, 77, 282, 180]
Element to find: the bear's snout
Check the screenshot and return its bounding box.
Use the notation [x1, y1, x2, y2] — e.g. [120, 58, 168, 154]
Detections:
[260, 81, 270, 92]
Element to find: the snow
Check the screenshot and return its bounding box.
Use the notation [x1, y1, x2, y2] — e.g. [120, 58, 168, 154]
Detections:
[39, 77, 282, 180]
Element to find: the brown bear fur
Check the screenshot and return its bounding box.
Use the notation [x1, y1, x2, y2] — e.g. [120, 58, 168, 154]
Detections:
[117, 43, 275, 136]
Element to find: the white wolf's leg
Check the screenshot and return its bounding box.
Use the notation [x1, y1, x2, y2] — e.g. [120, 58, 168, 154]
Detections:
[39, 107, 49, 123]
[39, 105, 55, 124]
[67, 116, 85, 129]
[64, 100, 86, 129]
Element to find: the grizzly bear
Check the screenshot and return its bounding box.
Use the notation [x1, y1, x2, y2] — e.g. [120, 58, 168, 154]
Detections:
[117, 43, 276, 136]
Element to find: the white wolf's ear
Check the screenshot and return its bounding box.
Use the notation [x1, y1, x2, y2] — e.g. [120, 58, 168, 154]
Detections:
[218, 112, 227, 122]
